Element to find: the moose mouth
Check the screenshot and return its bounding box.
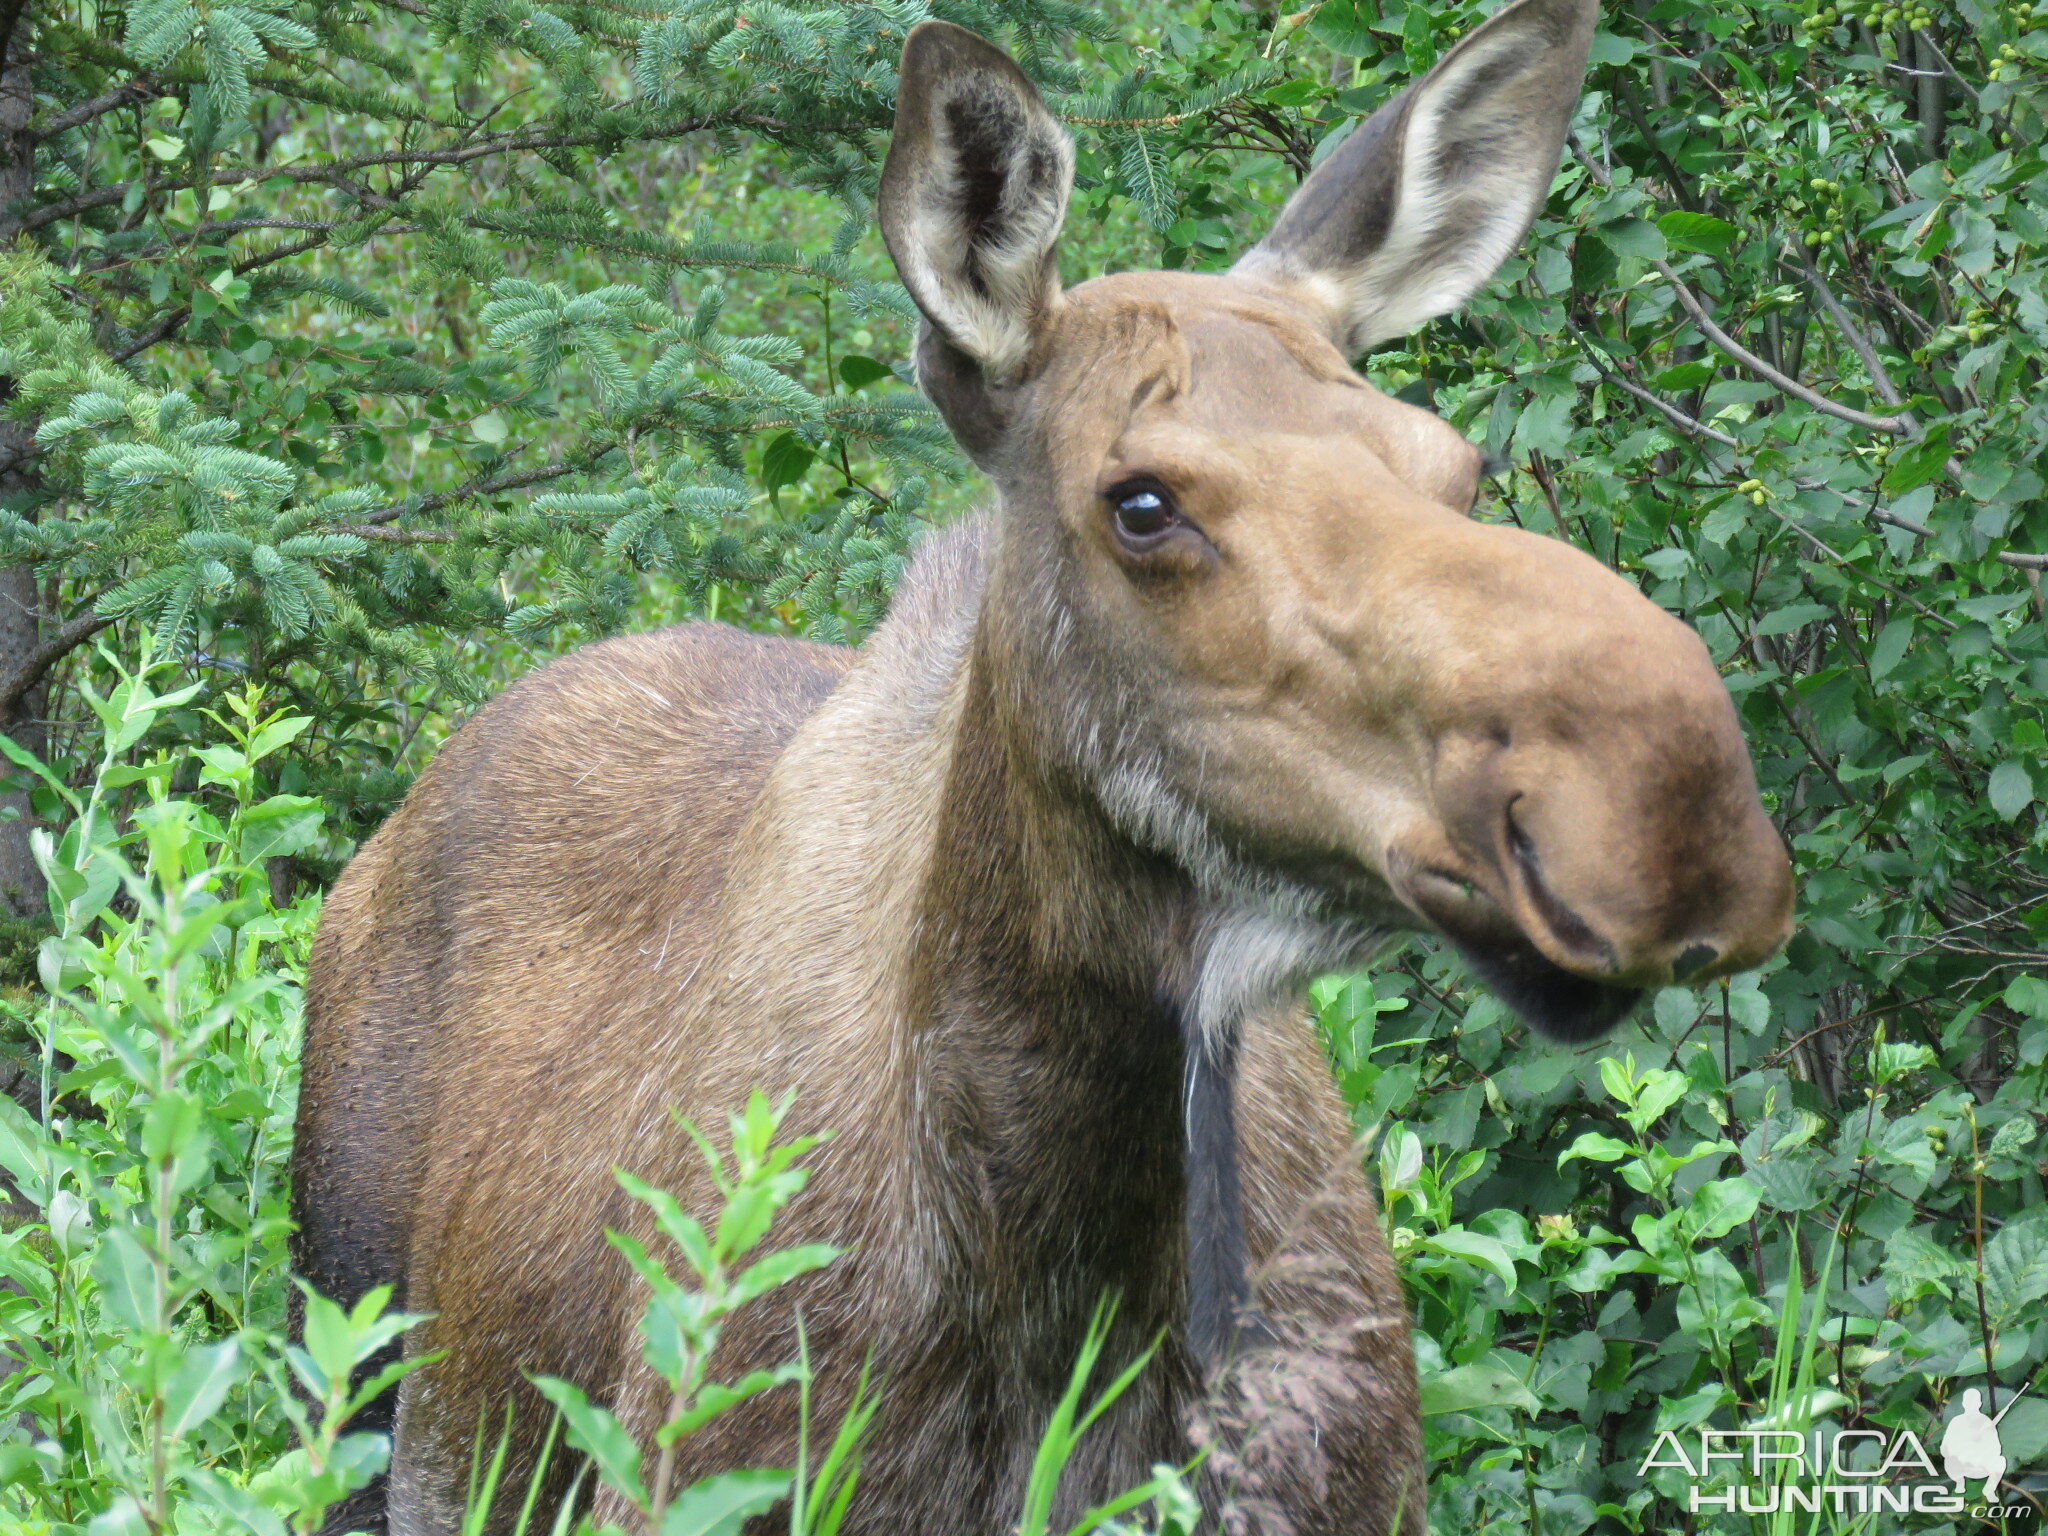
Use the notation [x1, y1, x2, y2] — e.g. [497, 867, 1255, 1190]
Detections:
[1396, 863, 1640, 1044]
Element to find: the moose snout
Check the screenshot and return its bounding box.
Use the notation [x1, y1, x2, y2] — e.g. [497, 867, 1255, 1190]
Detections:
[1411, 691, 1795, 1005]
[1365, 524, 1796, 1037]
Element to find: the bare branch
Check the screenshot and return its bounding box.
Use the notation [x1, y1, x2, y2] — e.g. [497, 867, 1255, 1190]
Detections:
[353, 456, 606, 526]
[335, 524, 454, 544]
[1565, 136, 1913, 435]
[1785, 245, 1910, 410]
[1870, 506, 2048, 572]
[0, 613, 115, 720]
[19, 109, 780, 233]
[33, 77, 159, 141]
[1911, 28, 1983, 105]
[1566, 320, 1742, 447]
[1654, 262, 1914, 435]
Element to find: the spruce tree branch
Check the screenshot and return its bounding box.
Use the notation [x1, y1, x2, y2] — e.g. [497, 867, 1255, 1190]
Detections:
[0, 613, 115, 720]
[110, 306, 188, 363]
[335, 524, 455, 543]
[354, 457, 606, 526]
[33, 77, 159, 141]
[19, 110, 784, 233]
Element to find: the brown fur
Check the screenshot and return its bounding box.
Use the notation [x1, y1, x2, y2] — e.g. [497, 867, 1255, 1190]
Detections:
[294, 7, 1793, 1533]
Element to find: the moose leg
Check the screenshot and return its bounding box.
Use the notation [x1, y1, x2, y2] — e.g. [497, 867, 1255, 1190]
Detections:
[386, 1366, 475, 1536]
[1215, 1008, 1425, 1536]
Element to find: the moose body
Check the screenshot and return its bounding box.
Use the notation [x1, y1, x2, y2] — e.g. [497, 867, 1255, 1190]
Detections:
[293, 5, 1795, 1533]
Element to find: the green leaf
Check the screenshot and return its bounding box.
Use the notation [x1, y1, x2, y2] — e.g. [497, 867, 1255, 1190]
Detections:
[1419, 1359, 1539, 1416]
[1686, 1178, 1761, 1240]
[92, 1227, 161, 1333]
[1989, 762, 2035, 819]
[1657, 211, 1740, 256]
[727, 1242, 839, 1310]
[659, 1468, 793, 1536]
[1587, 29, 1636, 65]
[836, 355, 891, 390]
[1418, 1229, 1519, 1289]
[1652, 360, 1714, 391]
[1881, 423, 1953, 494]
[2005, 976, 2048, 1021]
[1752, 603, 1830, 639]
[661, 1364, 803, 1443]
[162, 1340, 242, 1441]
[1515, 393, 1575, 456]
[236, 795, 324, 860]
[1596, 217, 1667, 261]
[760, 432, 815, 494]
[1868, 618, 1914, 681]
[1629, 1070, 1690, 1129]
[530, 1375, 647, 1505]
[1983, 1214, 2048, 1327]
[1560, 1131, 1632, 1166]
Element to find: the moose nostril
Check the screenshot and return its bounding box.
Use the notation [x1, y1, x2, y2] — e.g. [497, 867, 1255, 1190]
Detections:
[1671, 942, 1719, 980]
[1502, 799, 1613, 970]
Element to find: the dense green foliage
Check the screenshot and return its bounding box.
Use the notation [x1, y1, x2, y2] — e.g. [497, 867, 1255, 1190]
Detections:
[2, 0, 2047, 1531]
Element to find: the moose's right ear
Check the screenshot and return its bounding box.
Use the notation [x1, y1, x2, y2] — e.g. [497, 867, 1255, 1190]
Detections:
[879, 21, 1074, 386]
[1233, 0, 1598, 357]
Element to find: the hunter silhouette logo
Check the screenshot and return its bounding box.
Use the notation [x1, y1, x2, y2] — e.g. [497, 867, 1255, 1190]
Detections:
[1639, 1388, 2032, 1519]
[1941, 1388, 2016, 1501]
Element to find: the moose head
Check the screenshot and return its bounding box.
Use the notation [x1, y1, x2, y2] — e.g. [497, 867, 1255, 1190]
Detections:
[878, 1, 1793, 1044]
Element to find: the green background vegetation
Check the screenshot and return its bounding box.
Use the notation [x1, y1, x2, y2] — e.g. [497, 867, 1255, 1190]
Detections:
[1, 0, 2046, 1530]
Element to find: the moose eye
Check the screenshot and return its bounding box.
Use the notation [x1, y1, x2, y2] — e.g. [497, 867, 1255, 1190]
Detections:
[1107, 481, 1179, 544]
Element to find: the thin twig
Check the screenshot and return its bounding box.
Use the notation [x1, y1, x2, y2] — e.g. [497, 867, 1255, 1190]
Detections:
[1565, 320, 1742, 447]
[1567, 137, 1912, 434]
[334, 524, 454, 544]
[1655, 265, 1914, 434]
[32, 77, 159, 140]
[1785, 245, 1909, 409]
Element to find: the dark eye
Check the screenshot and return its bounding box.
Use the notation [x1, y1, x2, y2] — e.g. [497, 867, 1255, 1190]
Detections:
[1107, 481, 1179, 544]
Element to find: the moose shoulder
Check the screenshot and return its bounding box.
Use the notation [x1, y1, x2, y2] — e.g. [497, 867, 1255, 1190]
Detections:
[291, 3, 1794, 1532]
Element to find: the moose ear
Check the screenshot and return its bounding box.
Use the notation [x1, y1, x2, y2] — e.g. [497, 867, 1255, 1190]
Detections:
[879, 21, 1074, 384]
[1233, 0, 1597, 355]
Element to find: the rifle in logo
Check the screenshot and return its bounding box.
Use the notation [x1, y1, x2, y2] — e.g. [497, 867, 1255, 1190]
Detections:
[1940, 1388, 2020, 1500]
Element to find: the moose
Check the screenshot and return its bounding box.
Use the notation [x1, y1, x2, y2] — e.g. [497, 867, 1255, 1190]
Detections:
[291, 1, 1794, 1531]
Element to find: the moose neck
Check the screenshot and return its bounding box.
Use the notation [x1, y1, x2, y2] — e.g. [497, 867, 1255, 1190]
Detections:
[719, 519, 1370, 1363]
[910, 626, 1248, 1363]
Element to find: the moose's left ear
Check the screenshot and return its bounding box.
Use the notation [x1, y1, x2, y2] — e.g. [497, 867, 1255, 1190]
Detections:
[879, 21, 1075, 384]
[1233, 0, 1598, 355]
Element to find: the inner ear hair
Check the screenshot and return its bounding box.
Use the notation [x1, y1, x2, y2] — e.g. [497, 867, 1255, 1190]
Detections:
[879, 22, 1075, 383]
[1232, 0, 1597, 356]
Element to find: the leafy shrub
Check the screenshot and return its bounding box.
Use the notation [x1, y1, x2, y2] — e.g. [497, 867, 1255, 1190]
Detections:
[0, 646, 414, 1531]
